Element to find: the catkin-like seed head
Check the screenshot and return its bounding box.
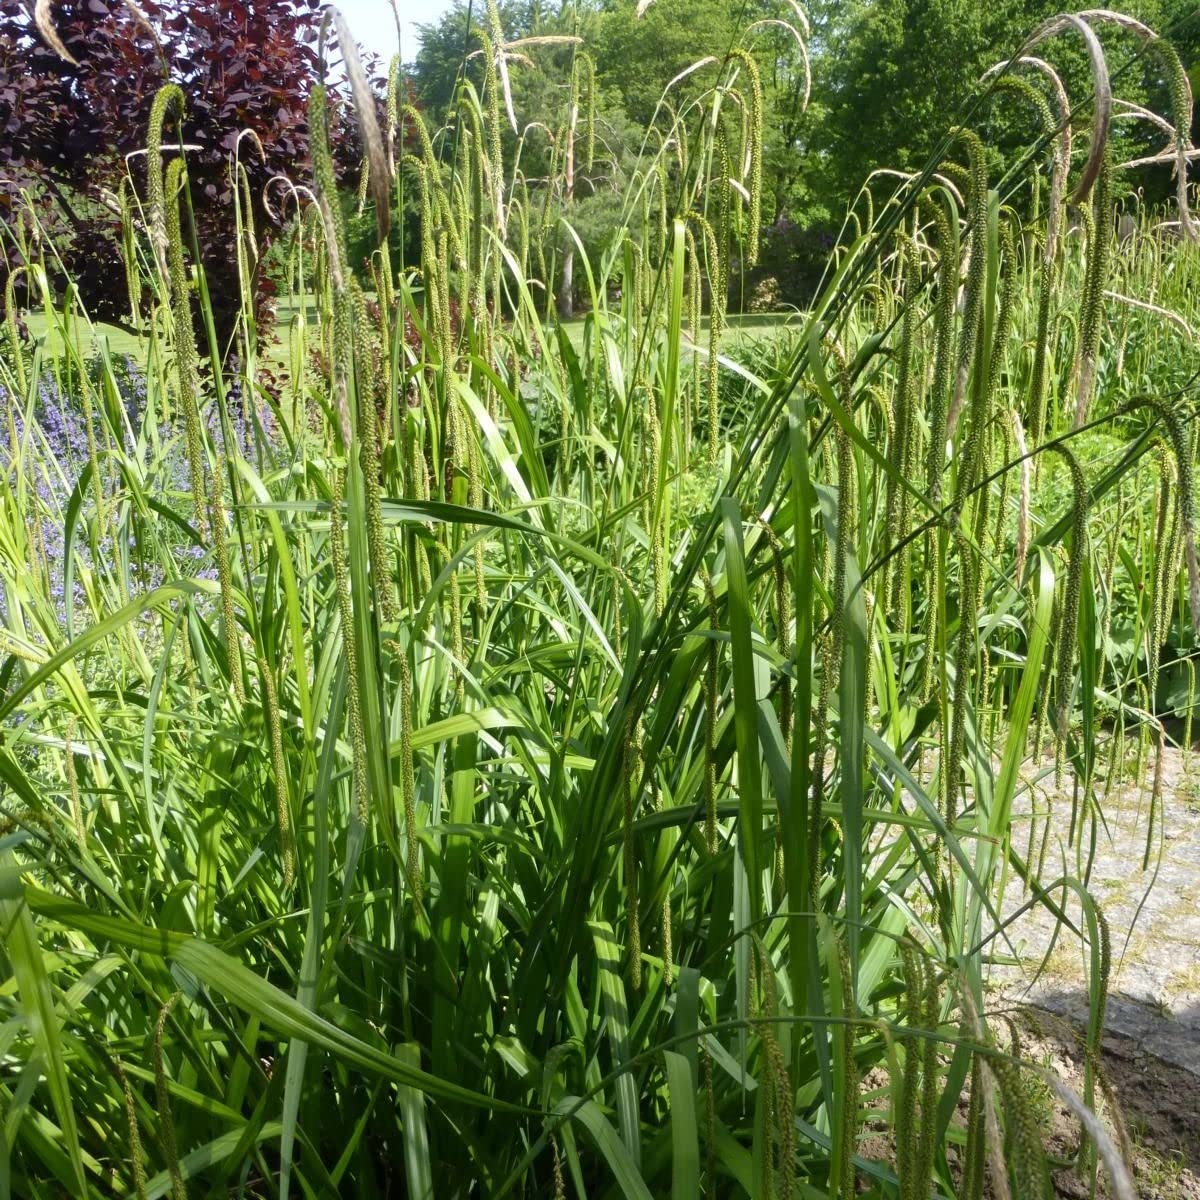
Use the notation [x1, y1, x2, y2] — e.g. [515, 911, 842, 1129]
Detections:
[729, 50, 763, 266]
[946, 128, 988, 440]
[1074, 150, 1112, 429]
[164, 156, 208, 539]
[146, 84, 185, 276]
[622, 714, 643, 986]
[154, 992, 186, 1200]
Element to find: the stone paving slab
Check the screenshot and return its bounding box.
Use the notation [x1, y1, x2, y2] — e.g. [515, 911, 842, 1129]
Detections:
[989, 745, 1200, 1077]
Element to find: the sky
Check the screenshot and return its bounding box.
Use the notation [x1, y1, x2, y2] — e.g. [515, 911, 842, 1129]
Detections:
[335, 0, 455, 63]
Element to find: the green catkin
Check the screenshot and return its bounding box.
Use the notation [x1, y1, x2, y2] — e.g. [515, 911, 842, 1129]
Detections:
[331, 467, 369, 824]
[1074, 151, 1112, 430]
[27, 494, 48, 590]
[330, 288, 355, 451]
[551, 1135, 565, 1200]
[692, 213, 721, 464]
[410, 155, 440, 330]
[210, 457, 244, 704]
[146, 83, 186, 276]
[913, 959, 940, 1198]
[767, 524, 793, 750]
[704, 574, 719, 855]
[577, 53, 596, 171]
[753, 937, 794, 1198]
[1028, 231, 1056, 447]
[730, 50, 763, 266]
[921, 204, 959, 701]
[895, 945, 922, 1198]
[468, 433, 486, 617]
[1152, 37, 1196, 237]
[622, 714, 643, 987]
[685, 225, 701, 457]
[355, 154, 370, 215]
[5, 271, 27, 395]
[385, 53, 401, 172]
[656, 155, 670, 260]
[479, 21, 505, 227]
[1137, 399, 1200, 634]
[947, 524, 977, 835]
[639, 183, 653, 313]
[660, 877, 674, 986]
[114, 1057, 147, 1200]
[753, 954, 777, 1200]
[164, 157, 208, 538]
[886, 235, 918, 619]
[154, 993, 186, 1200]
[406, 401, 433, 601]
[449, 566, 465, 704]
[985, 221, 1017, 421]
[703, 1042, 716, 1200]
[1149, 451, 1174, 702]
[63, 722, 84, 849]
[1048, 445, 1088, 741]
[927, 202, 957, 503]
[991, 1057, 1053, 1199]
[309, 86, 348, 277]
[399, 653, 422, 901]
[259, 654, 295, 890]
[811, 413, 852, 910]
[437, 229, 453, 365]
[992, 423, 1011, 564]
[1144, 729, 1165, 872]
[837, 936, 859, 1200]
[650, 723, 673, 986]
[646, 392, 666, 616]
[961, 1053, 986, 1200]
[352, 285, 399, 622]
[709, 128, 732, 464]
[1086, 906, 1111, 1113]
[1184, 658, 1195, 777]
[947, 129, 988, 439]
[955, 218, 1012, 513]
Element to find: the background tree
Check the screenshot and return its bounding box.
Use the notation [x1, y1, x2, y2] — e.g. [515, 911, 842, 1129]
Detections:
[412, 0, 1196, 311]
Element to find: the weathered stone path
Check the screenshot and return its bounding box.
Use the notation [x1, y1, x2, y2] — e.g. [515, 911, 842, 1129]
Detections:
[993, 745, 1200, 1073]
[989, 746, 1200, 1194]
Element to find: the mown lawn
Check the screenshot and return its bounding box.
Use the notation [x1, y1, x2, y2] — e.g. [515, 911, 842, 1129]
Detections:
[22, 300, 799, 371]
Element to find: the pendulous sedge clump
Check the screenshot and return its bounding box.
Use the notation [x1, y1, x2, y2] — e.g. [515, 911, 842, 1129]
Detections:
[8, 8, 1200, 1197]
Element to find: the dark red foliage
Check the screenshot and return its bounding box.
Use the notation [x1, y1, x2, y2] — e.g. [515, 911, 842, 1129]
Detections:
[0, 0, 335, 343]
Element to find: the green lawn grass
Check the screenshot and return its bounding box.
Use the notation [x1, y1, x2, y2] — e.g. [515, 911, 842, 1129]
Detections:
[24, 299, 799, 373]
[23, 309, 142, 363]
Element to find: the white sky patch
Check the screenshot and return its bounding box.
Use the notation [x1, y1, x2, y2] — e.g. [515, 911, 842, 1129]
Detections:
[335, 0, 455, 63]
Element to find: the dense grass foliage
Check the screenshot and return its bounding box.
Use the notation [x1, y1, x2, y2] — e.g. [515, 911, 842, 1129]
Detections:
[1, 5, 1198, 1197]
